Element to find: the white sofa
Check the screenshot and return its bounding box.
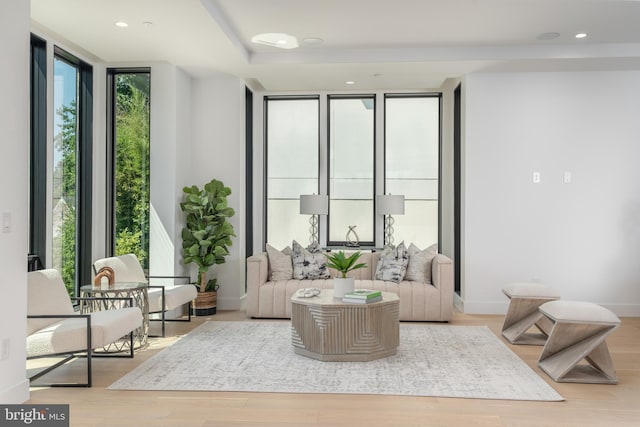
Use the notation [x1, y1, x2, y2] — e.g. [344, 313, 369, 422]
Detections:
[246, 251, 453, 321]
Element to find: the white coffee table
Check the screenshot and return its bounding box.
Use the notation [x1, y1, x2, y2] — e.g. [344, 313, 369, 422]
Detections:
[291, 289, 400, 361]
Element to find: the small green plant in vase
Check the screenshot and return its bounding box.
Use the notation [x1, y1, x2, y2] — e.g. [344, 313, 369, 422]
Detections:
[324, 251, 367, 298]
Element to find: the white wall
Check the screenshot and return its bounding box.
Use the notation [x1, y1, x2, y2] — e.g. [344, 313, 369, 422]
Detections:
[0, 0, 30, 403]
[188, 74, 246, 309]
[462, 71, 640, 316]
[148, 63, 188, 279]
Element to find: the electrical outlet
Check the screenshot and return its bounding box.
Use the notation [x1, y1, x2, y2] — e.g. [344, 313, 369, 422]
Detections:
[0, 338, 9, 361]
[532, 171, 541, 184]
[563, 171, 572, 184]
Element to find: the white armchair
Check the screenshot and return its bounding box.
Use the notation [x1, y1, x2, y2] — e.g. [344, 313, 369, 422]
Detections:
[93, 254, 197, 337]
[27, 269, 142, 387]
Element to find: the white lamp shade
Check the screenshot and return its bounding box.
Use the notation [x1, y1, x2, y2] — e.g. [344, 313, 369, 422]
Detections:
[300, 194, 328, 215]
[376, 194, 405, 215]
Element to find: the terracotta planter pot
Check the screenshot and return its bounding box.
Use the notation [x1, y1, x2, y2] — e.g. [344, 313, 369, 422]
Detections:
[194, 290, 217, 316]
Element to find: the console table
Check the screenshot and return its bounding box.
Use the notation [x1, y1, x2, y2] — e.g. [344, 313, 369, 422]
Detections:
[80, 282, 149, 351]
[291, 290, 399, 361]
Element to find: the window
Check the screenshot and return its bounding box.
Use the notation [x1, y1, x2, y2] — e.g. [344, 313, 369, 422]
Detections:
[328, 96, 375, 245]
[265, 97, 320, 248]
[52, 47, 93, 296]
[262, 92, 440, 250]
[384, 95, 440, 248]
[106, 69, 151, 270]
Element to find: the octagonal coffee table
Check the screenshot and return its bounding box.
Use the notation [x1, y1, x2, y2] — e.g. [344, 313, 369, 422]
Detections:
[291, 289, 400, 361]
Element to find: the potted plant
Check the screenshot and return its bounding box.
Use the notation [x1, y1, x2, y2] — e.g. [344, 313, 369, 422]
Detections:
[180, 178, 235, 315]
[324, 251, 367, 298]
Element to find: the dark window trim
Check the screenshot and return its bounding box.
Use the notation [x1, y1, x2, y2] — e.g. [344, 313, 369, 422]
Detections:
[453, 83, 462, 294]
[105, 67, 151, 258]
[245, 86, 253, 263]
[29, 34, 47, 271]
[53, 46, 94, 296]
[263, 95, 321, 249]
[326, 94, 376, 247]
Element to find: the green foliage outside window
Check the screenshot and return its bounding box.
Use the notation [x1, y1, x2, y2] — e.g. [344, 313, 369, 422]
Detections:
[54, 73, 150, 295]
[114, 74, 150, 270]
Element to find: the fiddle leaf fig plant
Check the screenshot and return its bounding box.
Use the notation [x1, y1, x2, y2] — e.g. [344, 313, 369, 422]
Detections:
[180, 178, 235, 292]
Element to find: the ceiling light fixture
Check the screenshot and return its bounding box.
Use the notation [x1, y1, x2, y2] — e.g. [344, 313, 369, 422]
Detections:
[575, 33, 588, 39]
[251, 33, 298, 49]
[345, 81, 355, 85]
[114, 21, 129, 28]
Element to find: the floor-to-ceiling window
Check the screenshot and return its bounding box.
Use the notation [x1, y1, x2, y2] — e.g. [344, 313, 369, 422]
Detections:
[263, 92, 440, 250]
[106, 69, 151, 270]
[51, 47, 93, 296]
[384, 94, 440, 249]
[328, 95, 375, 246]
[265, 96, 320, 249]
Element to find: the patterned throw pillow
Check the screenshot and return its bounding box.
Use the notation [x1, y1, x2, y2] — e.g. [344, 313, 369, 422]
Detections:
[292, 240, 330, 280]
[265, 244, 293, 281]
[374, 241, 409, 283]
[405, 243, 438, 284]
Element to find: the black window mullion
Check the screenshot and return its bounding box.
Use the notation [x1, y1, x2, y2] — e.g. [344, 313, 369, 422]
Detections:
[76, 64, 93, 295]
[29, 34, 47, 271]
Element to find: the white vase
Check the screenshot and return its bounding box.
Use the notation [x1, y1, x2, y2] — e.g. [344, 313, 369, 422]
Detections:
[333, 277, 355, 298]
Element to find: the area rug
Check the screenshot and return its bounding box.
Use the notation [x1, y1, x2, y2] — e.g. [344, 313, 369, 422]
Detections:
[108, 321, 563, 401]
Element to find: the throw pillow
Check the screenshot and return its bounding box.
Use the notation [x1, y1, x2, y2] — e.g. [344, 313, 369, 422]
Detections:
[374, 241, 409, 283]
[292, 240, 330, 280]
[405, 243, 438, 284]
[265, 244, 293, 281]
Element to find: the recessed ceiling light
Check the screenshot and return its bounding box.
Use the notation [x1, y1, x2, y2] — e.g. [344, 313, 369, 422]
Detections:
[251, 33, 298, 49]
[303, 37, 324, 45]
[115, 21, 129, 28]
[575, 33, 588, 39]
[345, 81, 355, 85]
[536, 32, 560, 41]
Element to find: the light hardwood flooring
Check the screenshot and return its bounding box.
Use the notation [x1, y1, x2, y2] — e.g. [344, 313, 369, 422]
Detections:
[27, 310, 640, 427]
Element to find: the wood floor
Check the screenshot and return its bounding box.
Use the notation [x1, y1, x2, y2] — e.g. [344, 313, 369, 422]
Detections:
[26, 310, 640, 427]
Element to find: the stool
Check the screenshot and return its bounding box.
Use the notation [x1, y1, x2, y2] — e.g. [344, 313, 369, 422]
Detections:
[501, 282, 560, 345]
[538, 300, 621, 384]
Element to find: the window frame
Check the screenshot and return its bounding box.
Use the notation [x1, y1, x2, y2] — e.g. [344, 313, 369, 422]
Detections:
[263, 95, 321, 248]
[105, 67, 152, 262]
[326, 94, 376, 247]
[383, 92, 442, 249]
[29, 34, 47, 271]
[52, 46, 93, 296]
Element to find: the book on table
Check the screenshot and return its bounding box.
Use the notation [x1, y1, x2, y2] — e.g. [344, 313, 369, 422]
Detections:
[342, 295, 383, 304]
[342, 289, 382, 303]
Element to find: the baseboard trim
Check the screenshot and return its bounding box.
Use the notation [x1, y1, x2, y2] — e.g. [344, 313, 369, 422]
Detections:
[458, 298, 640, 317]
[0, 378, 30, 403]
[217, 294, 246, 311]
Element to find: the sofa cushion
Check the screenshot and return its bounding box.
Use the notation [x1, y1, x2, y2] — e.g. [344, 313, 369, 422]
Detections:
[266, 244, 293, 280]
[405, 243, 437, 284]
[374, 242, 409, 283]
[292, 240, 330, 280]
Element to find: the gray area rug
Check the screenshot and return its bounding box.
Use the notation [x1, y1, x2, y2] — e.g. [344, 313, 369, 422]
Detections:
[109, 321, 563, 401]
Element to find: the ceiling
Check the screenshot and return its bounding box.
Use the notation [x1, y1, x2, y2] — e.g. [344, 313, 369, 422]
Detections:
[30, 0, 640, 91]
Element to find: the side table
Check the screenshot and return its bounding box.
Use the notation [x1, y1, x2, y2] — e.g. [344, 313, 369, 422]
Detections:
[80, 282, 149, 351]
